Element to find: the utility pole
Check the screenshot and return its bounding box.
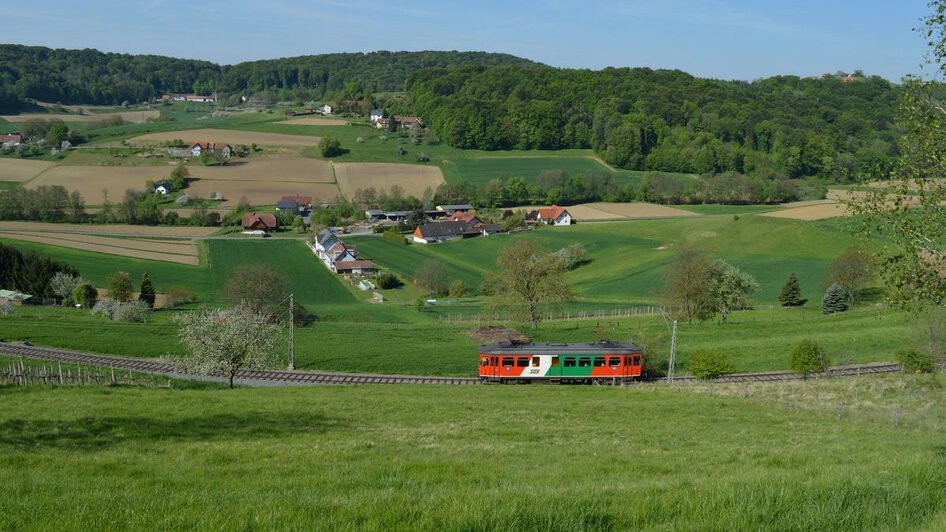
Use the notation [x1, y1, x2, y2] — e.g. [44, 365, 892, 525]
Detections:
[667, 319, 678, 383]
[288, 293, 295, 370]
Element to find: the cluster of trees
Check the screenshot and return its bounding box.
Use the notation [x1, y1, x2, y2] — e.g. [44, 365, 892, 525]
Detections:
[0, 242, 79, 300]
[408, 66, 899, 182]
[0, 45, 537, 109]
[778, 247, 875, 313]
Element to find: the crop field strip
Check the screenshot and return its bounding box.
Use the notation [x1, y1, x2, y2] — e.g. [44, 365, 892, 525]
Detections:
[0, 232, 200, 264]
[334, 162, 445, 199]
[0, 221, 216, 237]
[760, 202, 848, 220]
[127, 128, 322, 147]
[0, 110, 160, 123]
[0, 159, 56, 182]
[278, 117, 349, 126]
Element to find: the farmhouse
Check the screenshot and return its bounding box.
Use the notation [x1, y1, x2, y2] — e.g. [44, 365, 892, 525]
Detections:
[333, 260, 377, 274]
[527, 205, 572, 226]
[310, 229, 376, 274]
[436, 204, 474, 214]
[318, 104, 333, 115]
[281, 195, 312, 209]
[166, 93, 216, 103]
[0, 289, 32, 305]
[191, 142, 234, 157]
[0, 133, 22, 149]
[275, 200, 299, 212]
[241, 212, 278, 234]
[153, 182, 173, 197]
[369, 109, 385, 122]
[447, 211, 482, 225]
[412, 221, 481, 244]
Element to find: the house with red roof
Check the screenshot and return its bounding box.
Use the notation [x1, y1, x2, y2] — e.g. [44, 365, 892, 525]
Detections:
[241, 212, 278, 234]
[527, 205, 572, 226]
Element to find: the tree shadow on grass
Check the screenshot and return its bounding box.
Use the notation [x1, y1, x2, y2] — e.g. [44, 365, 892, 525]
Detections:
[0, 411, 344, 450]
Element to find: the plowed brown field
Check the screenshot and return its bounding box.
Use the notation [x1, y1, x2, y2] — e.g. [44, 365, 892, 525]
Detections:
[27, 166, 172, 204]
[0, 231, 199, 264]
[128, 128, 320, 147]
[760, 203, 849, 220]
[0, 159, 56, 182]
[335, 163, 445, 199]
[566, 202, 699, 221]
[188, 158, 335, 182]
[0, 221, 215, 237]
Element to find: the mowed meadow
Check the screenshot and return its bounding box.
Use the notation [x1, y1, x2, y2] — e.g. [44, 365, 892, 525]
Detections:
[1, 380, 944, 530]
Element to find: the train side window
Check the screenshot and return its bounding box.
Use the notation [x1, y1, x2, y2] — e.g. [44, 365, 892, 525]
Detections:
[480, 357, 489, 367]
[564, 357, 576, 367]
[517, 357, 529, 367]
[551, 358, 560, 367]
[531, 357, 541, 367]
[578, 357, 591, 367]
[609, 357, 621, 366]
[491, 357, 498, 366]
[633, 355, 641, 366]
[502, 357, 513, 367]
[593, 357, 605, 367]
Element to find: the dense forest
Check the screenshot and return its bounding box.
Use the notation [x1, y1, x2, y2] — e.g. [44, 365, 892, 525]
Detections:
[408, 66, 900, 181]
[0, 45, 539, 109]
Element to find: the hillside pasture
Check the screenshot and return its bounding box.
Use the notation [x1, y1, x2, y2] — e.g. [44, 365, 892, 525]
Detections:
[0, 232, 199, 264]
[127, 128, 320, 147]
[0, 110, 160, 124]
[0, 221, 216, 237]
[279, 117, 349, 126]
[335, 162, 445, 199]
[0, 159, 56, 182]
[26, 165, 169, 205]
[566, 202, 700, 221]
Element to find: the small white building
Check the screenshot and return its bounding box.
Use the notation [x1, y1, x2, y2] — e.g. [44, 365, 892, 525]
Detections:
[318, 104, 333, 115]
[369, 109, 385, 122]
[154, 183, 172, 197]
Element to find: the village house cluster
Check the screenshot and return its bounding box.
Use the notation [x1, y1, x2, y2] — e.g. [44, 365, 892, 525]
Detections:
[311, 230, 376, 274]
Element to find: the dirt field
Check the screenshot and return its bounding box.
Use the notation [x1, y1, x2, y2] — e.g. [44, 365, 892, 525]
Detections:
[0, 231, 199, 264]
[0, 221, 216, 237]
[187, 180, 340, 206]
[760, 203, 849, 221]
[188, 157, 335, 182]
[566, 202, 700, 221]
[128, 128, 320, 147]
[0, 159, 56, 182]
[0, 110, 159, 124]
[26, 166, 171, 204]
[279, 117, 349, 126]
[335, 163, 445, 199]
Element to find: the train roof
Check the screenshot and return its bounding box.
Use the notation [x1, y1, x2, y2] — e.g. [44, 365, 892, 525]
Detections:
[479, 341, 642, 355]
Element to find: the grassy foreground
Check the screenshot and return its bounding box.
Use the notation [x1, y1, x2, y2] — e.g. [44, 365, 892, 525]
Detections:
[0, 379, 944, 530]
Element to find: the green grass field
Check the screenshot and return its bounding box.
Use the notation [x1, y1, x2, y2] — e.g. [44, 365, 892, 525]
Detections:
[1, 378, 943, 529]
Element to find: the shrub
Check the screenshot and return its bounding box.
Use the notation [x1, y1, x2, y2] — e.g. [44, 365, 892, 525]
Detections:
[790, 339, 829, 377]
[0, 298, 13, 316]
[687, 349, 736, 379]
[318, 136, 341, 157]
[165, 286, 196, 309]
[896, 348, 936, 373]
[112, 300, 150, 322]
[91, 298, 120, 319]
[376, 272, 403, 289]
[72, 282, 97, 308]
[105, 271, 133, 302]
[449, 280, 469, 300]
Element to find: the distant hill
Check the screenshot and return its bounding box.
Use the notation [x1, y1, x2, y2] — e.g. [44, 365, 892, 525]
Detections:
[0, 44, 543, 109]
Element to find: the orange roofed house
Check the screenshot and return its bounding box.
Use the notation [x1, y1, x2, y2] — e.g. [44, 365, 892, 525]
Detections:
[242, 212, 278, 234]
[527, 205, 572, 226]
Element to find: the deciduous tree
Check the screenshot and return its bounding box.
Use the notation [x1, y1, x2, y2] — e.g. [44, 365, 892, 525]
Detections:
[105, 271, 133, 302]
[176, 304, 281, 388]
[223, 265, 290, 322]
[414, 260, 448, 297]
[485, 240, 573, 328]
[822, 247, 873, 305]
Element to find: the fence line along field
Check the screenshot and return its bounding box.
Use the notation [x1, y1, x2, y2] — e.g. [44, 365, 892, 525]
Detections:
[0, 232, 200, 264]
[127, 128, 321, 147]
[0, 221, 216, 238]
[565, 202, 702, 221]
[279, 117, 349, 126]
[335, 162, 445, 199]
[0, 159, 56, 182]
[0, 110, 160, 124]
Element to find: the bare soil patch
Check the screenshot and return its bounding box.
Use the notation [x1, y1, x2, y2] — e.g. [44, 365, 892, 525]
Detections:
[567, 202, 699, 221]
[0, 232, 199, 264]
[186, 180, 340, 207]
[760, 203, 849, 221]
[27, 165, 170, 204]
[279, 117, 349, 126]
[0, 221, 216, 238]
[1, 110, 159, 124]
[189, 157, 335, 183]
[335, 163, 445, 199]
[0, 159, 56, 182]
[128, 128, 320, 147]
[468, 326, 531, 344]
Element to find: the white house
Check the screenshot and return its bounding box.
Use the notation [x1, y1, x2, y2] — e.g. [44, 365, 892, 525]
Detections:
[153, 183, 173, 197]
[318, 104, 333, 115]
[369, 109, 385, 122]
[528, 205, 572, 226]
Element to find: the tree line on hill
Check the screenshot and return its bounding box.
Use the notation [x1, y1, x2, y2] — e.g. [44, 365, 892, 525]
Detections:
[407, 66, 900, 183]
[0, 45, 538, 109]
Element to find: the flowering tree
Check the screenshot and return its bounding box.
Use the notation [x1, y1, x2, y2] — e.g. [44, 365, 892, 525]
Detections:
[176, 304, 281, 388]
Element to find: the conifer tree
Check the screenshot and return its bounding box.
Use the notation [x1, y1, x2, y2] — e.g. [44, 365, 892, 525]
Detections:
[821, 283, 848, 314]
[778, 272, 803, 306]
[138, 272, 156, 308]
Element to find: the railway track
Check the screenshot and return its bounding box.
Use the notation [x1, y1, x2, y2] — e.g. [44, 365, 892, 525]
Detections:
[0, 342, 902, 387]
[0, 343, 479, 386]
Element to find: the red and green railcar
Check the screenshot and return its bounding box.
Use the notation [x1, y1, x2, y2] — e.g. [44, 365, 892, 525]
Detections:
[478, 341, 643, 384]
